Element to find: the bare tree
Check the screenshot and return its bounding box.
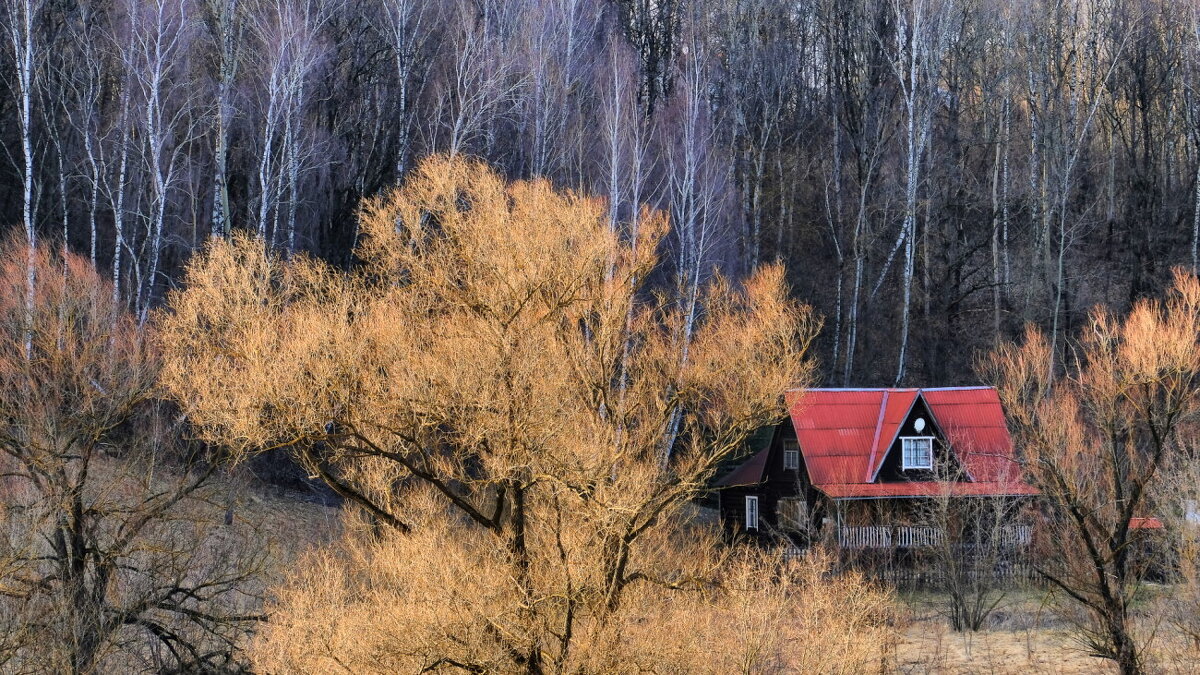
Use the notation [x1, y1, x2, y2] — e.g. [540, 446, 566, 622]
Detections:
[426, 0, 521, 159]
[0, 0, 1199, 396]
[3, 0, 41, 248]
[248, 0, 331, 252]
[718, 0, 803, 270]
[201, 0, 248, 238]
[121, 0, 202, 321]
[1157, 437, 1200, 652]
[917, 461, 1029, 632]
[882, 0, 953, 384]
[3, 0, 44, 359]
[817, 0, 895, 385]
[984, 270, 1200, 674]
[612, 0, 681, 113]
[657, 18, 737, 466]
[373, 0, 430, 178]
[0, 241, 267, 674]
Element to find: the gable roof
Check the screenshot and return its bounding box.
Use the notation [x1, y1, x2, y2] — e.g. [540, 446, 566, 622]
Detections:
[865, 389, 924, 481]
[718, 387, 1036, 499]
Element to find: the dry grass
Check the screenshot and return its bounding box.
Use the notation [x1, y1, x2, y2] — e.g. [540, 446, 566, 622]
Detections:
[896, 622, 1112, 674]
[894, 589, 1200, 674]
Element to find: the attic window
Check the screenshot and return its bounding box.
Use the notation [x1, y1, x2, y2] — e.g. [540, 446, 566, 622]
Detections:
[901, 437, 933, 470]
[783, 440, 800, 470]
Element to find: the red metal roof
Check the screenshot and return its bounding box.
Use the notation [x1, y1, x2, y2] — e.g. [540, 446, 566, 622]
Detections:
[866, 390, 920, 480]
[720, 387, 1036, 498]
[1129, 517, 1164, 530]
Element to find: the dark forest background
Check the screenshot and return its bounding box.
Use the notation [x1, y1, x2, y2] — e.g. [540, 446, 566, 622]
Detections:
[0, 0, 1192, 386]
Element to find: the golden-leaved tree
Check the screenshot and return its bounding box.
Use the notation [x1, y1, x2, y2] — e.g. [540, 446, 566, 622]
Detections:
[158, 155, 895, 672]
[983, 271, 1200, 675]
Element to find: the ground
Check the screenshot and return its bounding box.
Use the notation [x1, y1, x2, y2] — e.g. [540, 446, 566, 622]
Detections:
[895, 619, 1110, 673]
[893, 590, 1200, 674]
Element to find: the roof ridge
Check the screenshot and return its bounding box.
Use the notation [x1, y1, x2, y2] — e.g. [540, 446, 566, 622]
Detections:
[801, 387, 918, 392]
[867, 390, 923, 482]
[864, 391, 889, 482]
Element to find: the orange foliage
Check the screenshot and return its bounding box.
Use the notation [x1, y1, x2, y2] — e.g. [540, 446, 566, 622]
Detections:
[155, 155, 895, 671]
[982, 270, 1200, 674]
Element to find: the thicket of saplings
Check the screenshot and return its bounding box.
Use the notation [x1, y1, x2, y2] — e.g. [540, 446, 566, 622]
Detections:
[0, 156, 1199, 674]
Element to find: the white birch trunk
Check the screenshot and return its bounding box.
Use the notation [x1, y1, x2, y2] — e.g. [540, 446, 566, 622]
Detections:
[6, 0, 39, 356]
[209, 0, 239, 238]
[112, 83, 133, 307]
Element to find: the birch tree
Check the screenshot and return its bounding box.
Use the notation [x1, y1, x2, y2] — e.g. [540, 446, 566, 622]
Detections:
[4, 0, 44, 356]
[249, 0, 331, 251]
[62, 0, 114, 268]
[373, 0, 430, 178]
[201, 0, 247, 238]
[3, 0, 40, 249]
[885, 0, 952, 384]
[122, 0, 200, 321]
[818, 0, 895, 384]
[658, 21, 735, 466]
[427, 0, 520, 159]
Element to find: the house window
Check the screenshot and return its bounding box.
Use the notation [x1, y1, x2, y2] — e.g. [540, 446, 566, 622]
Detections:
[901, 437, 933, 470]
[745, 495, 759, 530]
[783, 440, 800, 470]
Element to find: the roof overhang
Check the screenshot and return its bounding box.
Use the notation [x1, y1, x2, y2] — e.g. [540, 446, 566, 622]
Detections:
[814, 481, 1039, 500]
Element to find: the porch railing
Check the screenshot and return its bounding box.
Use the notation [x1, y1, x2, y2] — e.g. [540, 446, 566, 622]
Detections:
[839, 526, 892, 549]
[896, 526, 942, 547]
[839, 524, 1033, 549]
[999, 525, 1033, 546]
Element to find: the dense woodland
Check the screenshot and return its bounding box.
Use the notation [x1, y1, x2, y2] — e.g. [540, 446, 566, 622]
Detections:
[1, 0, 1197, 384]
[0, 117, 1196, 675]
[6, 1, 1200, 672]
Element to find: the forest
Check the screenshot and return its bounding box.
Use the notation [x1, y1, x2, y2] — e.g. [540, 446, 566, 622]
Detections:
[3, 0, 1200, 673]
[0, 0, 1196, 384]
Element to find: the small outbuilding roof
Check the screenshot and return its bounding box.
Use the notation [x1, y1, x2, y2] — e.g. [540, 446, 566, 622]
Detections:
[1129, 517, 1164, 530]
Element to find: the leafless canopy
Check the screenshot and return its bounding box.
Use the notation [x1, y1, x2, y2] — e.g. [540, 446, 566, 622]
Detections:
[0, 240, 267, 674]
[153, 154, 863, 671]
[984, 270, 1200, 674]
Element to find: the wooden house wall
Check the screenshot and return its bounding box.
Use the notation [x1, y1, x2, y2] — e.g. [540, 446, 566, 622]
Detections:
[835, 497, 925, 527]
[874, 397, 962, 482]
[717, 423, 826, 542]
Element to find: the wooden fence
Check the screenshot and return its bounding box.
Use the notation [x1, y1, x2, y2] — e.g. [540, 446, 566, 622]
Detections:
[839, 526, 892, 549]
[852, 557, 1041, 588]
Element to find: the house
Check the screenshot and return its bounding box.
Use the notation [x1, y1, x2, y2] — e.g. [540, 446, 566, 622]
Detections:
[716, 386, 1038, 550]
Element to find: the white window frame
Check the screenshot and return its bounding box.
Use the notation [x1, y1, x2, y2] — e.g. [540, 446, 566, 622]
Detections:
[745, 495, 759, 530]
[783, 440, 800, 471]
[901, 436, 934, 471]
